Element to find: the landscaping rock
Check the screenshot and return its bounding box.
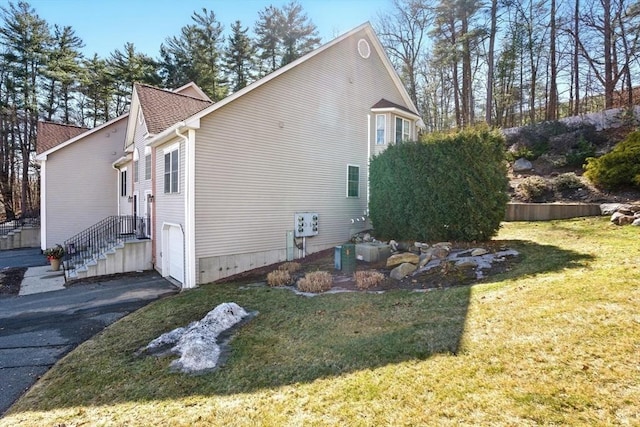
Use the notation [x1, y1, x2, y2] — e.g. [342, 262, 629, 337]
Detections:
[633, 218, 640, 226]
[386, 252, 420, 268]
[513, 157, 533, 172]
[419, 253, 432, 267]
[390, 262, 417, 280]
[470, 248, 489, 257]
[611, 211, 635, 226]
[432, 246, 450, 259]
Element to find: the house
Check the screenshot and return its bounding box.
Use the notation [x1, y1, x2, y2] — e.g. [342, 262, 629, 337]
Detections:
[37, 22, 422, 289]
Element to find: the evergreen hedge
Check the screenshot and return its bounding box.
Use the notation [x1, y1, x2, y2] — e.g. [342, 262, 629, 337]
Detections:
[369, 128, 509, 242]
[584, 131, 640, 190]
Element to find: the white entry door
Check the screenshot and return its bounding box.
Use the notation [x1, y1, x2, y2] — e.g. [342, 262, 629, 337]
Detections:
[167, 225, 184, 283]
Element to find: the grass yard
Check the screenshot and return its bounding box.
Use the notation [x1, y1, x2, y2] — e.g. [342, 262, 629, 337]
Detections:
[2, 217, 639, 426]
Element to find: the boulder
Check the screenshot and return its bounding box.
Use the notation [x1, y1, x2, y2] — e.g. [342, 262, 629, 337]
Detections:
[470, 248, 489, 257]
[390, 262, 417, 280]
[611, 212, 635, 225]
[633, 218, 640, 226]
[419, 253, 433, 267]
[386, 252, 420, 268]
[456, 259, 478, 268]
[601, 203, 632, 215]
[432, 246, 450, 260]
[513, 157, 533, 172]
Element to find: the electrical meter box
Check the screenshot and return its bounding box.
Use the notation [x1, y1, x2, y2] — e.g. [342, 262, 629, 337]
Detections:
[294, 212, 319, 237]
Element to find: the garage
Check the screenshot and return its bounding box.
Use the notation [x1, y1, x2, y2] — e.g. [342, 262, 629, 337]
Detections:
[163, 224, 184, 284]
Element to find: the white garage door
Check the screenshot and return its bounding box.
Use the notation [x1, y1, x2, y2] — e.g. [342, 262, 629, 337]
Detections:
[168, 225, 184, 283]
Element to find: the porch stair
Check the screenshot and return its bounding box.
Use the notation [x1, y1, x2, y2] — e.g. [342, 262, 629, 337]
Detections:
[64, 215, 152, 281]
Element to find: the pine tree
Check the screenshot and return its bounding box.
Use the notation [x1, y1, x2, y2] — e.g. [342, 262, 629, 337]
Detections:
[160, 8, 227, 101]
[224, 20, 255, 93]
[254, 5, 283, 75]
[0, 1, 51, 217]
[279, 1, 320, 66]
[41, 24, 84, 124]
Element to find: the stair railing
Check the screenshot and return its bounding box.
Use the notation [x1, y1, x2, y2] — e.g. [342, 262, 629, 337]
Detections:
[63, 215, 149, 272]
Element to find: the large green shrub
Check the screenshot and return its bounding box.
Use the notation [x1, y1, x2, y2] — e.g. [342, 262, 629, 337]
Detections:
[584, 131, 640, 190]
[369, 128, 509, 242]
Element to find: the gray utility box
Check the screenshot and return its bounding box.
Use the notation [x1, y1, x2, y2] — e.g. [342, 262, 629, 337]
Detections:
[294, 212, 319, 237]
[355, 243, 391, 263]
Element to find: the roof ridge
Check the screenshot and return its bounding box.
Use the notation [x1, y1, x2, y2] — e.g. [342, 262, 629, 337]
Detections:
[39, 120, 89, 130]
[134, 82, 213, 104]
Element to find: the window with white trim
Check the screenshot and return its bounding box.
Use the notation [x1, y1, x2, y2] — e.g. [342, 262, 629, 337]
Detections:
[376, 114, 386, 144]
[120, 168, 127, 197]
[164, 145, 179, 194]
[133, 149, 139, 183]
[395, 116, 411, 143]
[347, 165, 360, 198]
[144, 146, 151, 180]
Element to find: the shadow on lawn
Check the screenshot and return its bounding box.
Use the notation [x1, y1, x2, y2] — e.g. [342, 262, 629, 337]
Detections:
[13, 240, 594, 412]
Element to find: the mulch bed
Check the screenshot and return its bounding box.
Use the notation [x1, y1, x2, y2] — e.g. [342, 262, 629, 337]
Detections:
[216, 241, 519, 292]
[0, 267, 27, 296]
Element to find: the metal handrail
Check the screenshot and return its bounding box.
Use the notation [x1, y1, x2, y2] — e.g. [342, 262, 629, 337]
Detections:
[0, 214, 41, 236]
[63, 215, 150, 271]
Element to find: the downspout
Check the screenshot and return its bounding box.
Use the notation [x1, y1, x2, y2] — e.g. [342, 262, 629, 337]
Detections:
[175, 127, 196, 289]
[40, 158, 47, 250]
[112, 163, 121, 215]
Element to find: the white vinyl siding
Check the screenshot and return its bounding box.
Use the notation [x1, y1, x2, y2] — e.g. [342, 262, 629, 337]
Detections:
[375, 114, 386, 144]
[41, 117, 126, 248]
[192, 29, 407, 283]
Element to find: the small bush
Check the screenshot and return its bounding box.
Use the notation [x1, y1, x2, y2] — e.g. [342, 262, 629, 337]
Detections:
[278, 262, 301, 274]
[553, 172, 583, 192]
[516, 176, 553, 201]
[354, 270, 385, 290]
[267, 270, 292, 287]
[584, 131, 640, 190]
[297, 271, 333, 293]
[566, 137, 596, 167]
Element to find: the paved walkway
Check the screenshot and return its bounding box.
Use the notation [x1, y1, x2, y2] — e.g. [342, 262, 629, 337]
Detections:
[18, 265, 66, 295]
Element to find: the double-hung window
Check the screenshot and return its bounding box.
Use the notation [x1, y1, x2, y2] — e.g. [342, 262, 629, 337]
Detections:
[144, 147, 151, 180]
[376, 114, 386, 144]
[120, 168, 127, 197]
[395, 117, 410, 143]
[347, 165, 360, 198]
[164, 144, 179, 194]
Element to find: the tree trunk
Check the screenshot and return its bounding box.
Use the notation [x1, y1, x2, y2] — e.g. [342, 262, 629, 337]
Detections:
[486, 0, 497, 125]
[547, 0, 558, 121]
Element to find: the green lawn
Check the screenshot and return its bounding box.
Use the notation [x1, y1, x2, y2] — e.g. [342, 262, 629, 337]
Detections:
[2, 217, 639, 426]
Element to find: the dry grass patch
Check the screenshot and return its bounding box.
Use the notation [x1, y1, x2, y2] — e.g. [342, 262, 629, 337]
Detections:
[278, 262, 301, 273]
[353, 270, 385, 290]
[297, 270, 333, 293]
[266, 269, 292, 287]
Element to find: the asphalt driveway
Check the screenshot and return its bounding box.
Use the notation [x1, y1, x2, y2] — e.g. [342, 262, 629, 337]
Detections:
[0, 272, 179, 416]
[0, 247, 47, 269]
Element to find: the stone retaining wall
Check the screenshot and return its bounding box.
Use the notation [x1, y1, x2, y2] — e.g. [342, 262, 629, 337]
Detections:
[505, 202, 602, 221]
